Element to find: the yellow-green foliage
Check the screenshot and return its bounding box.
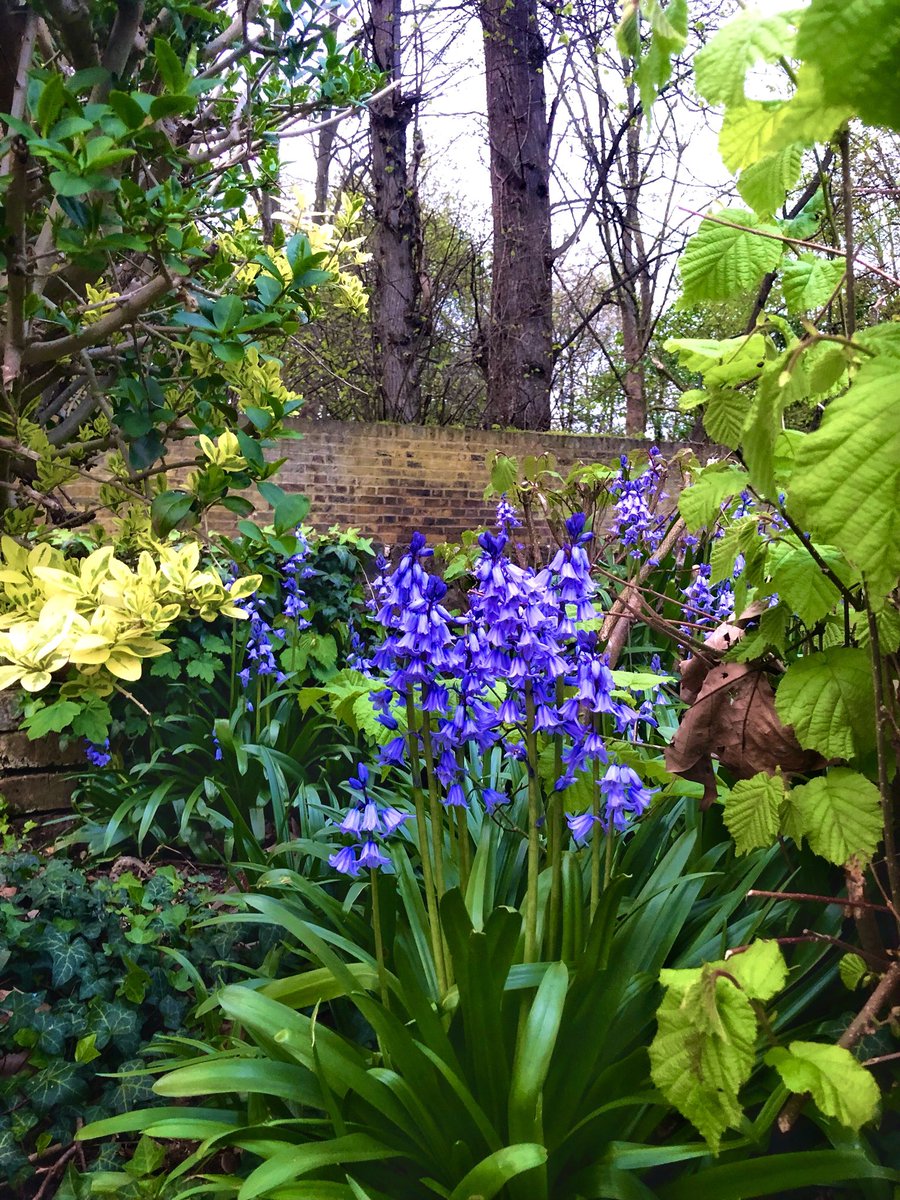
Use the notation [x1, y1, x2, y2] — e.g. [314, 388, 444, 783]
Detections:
[0, 538, 259, 692]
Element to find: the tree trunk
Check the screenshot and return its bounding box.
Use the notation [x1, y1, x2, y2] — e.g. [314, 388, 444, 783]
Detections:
[369, 0, 424, 423]
[480, 0, 553, 430]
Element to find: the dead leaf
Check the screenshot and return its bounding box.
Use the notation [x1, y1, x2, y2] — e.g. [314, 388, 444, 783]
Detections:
[666, 662, 823, 808]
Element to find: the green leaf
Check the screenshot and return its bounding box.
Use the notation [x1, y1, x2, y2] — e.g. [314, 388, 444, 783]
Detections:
[36, 73, 67, 137]
[650, 965, 758, 1150]
[274, 491, 310, 534]
[703, 390, 751, 449]
[448, 1145, 549, 1200]
[737, 145, 803, 218]
[788, 358, 900, 596]
[153, 1057, 323, 1108]
[719, 102, 789, 173]
[150, 490, 194, 536]
[508, 962, 568, 1143]
[679, 209, 783, 304]
[49, 170, 92, 198]
[237, 1135, 397, 1200]
[723, 938, 788, 1002]
[154, 37, 187, 93]
[29, 1061, 86, 1114]
[788, 769, 882, 865]
[766, 1041, 880, 1130]
[775, 647, 875, 759]
[767, 543, 851, 627]
[678, 464, 749, 531]
[108, 90, 147, 129]
[694, 9, 797, 107]
[125, 1135, 166, 1179]
[781, 253, 846, 314]
[796, 0, 900, 133]
[663, 1150, 898, 1200]
[24, 699, 80, 737]
[838, 953, 868, 991]
[488, 453, 518, 497]
[664, 334, 769, 387]
[74, 1033, 100, 1064]
[722, 772, 784, 855]
[212, 294, 244, 333]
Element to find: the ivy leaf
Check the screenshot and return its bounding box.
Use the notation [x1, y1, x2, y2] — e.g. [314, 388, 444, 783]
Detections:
[789, 769, 882, 864]
[694, 9, 797, 107]
[775, 647, 875, 759]
[679, 209, 784, 305]
[781, 254, 846, 314]
[722, 771, 784, 855]
[650, 965, 758, 1150]
[44, 928, 93, 988]
[766, 1041, 880, 1130]
[737, 145, 803, 218]
[678, 464, 749, 531]
[789, 358, 900, 597]
[796, 0, 900, 133]
[29, 1061, 87, 1114]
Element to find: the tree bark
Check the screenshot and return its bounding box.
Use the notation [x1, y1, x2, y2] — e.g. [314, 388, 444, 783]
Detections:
[617, 89, 650, 436]
[480, 0, 553, 430]
[368, 0, 424, 422]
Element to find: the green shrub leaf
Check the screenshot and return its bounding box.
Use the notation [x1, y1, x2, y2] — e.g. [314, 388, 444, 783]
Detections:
[722, 772, 784, 855]
[766, 1041, 880, 1130]
[775, 647, 875, 759]
[788, 769, 882, 864]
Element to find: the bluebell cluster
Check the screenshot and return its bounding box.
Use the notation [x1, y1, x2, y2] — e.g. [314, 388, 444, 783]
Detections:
[611, 449, 668, 560]
[236, 534, 312, 690]
[329, 499, 655, 875]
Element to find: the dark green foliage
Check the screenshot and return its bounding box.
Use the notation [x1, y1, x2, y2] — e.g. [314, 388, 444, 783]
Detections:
[0, 853, 279, 1191]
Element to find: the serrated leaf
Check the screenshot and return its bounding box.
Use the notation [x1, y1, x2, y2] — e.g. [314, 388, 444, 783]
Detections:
[737, 145, 804, 217]
[678, 464, 749, 531]
[720, 102, 789, 173]
[796, 0, 900, 133]
[766, 1041, 880, 1130]
[24, 699, 81, 737]
[768, 543, 853, 626]
[695, 10, 797, 107]
[788, 358, 900, 597]
[724, 938, 788, 1001]
[789, 769, 882, 864]
[650, 966, 758, 1150]
[665, 333, 769, 387]
[782, 253, 846, 314]
[679, 209, 784, 304]
[838, 954, 867, 991]
[809, 347, 849, 395]
[775, 647, 875, 759]
[722, 771, 784, 855]
[703, 390, 751, 449]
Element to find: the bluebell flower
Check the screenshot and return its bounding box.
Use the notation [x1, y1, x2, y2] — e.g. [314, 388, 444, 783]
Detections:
[329, 845, 360, 876]
[483, 787, 509, 814]
[359, 839, 391, 870]
[496, 494, 522, 531]
[212, 732, 223, 762]
[600, 762, 653, 830]
[567, 811, 599, 844]
[85, 738, 111, 768]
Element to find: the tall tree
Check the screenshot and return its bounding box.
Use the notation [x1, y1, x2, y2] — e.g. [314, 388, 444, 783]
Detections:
[480, 0, 553, 430]
[368, 0, 427, 421]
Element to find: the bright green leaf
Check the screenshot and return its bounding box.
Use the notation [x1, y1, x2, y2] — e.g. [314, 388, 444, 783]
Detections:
[775, 647, 875, 759]
[722, 772, 784, 855]
[679, 209, 784, 305]
[766, 1041, 880, 1130]
[789, 769, 882, 864]
[781, 253, 846, 314]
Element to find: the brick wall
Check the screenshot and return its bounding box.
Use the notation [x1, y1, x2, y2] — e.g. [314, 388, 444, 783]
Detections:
[0, 694, 77, 815]
[226, 420, 713, 546]
[3, 421, 715, 814]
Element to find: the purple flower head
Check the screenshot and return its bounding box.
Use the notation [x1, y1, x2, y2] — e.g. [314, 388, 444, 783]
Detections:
[599, 762, 654, 831]
[567, 811, 600, 844]
[348, 763, 370, 793]
[329, 845, 360, 876]
[496, 494, 522, 531]
[359, 839, 391, 870]
[483, 787, 509, 814]
[85, 738, 112, 768]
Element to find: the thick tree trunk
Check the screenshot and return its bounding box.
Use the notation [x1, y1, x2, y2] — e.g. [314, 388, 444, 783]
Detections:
[480, 0, 553, 430]
[369, 0, 424, 423]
